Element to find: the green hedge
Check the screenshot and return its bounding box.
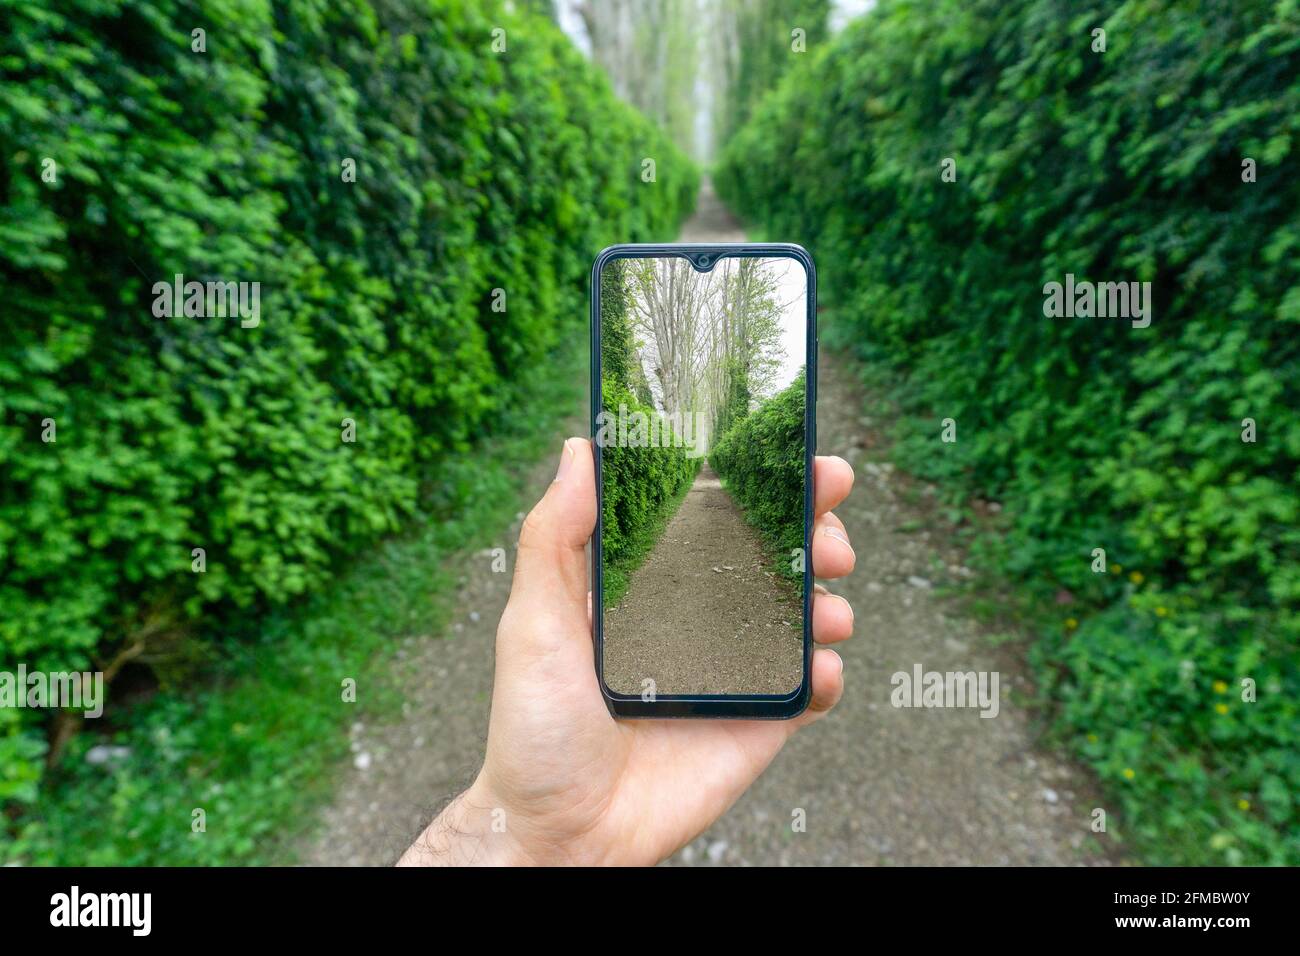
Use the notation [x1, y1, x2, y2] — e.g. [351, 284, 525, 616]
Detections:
[598, 380, 698, 606]
[710, 370, 805, 579]
[0, 0, 696, 806]
[717, 0, 1299, 864]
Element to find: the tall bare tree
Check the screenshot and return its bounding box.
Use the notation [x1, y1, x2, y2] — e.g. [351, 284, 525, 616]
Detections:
[705, 258, 786, 439]
[627, 257, 713, 417]
[625, 256, 787, 453]
[572, 0, 700, 155]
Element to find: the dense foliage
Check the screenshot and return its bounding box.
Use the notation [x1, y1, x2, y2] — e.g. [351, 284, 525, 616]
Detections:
[598, 382, 699, 607]
[0, 0, 695, 812]
[717, 0, 1299, 864]
[710, 370, 806, 580]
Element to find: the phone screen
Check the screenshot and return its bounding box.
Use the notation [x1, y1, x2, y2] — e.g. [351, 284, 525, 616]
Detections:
[596, 251, 810, 703]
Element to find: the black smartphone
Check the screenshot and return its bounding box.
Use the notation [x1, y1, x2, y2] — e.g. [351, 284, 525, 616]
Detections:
[591, 243, 816, 718]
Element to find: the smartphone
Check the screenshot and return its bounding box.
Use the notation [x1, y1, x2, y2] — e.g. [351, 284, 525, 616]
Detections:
[591, 243, 816, 718]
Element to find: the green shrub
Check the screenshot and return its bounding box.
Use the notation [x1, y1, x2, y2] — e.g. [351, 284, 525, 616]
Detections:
[598, 379, 699, 606]
[710, 370, 805, 579]
[11, 353, 588, 865]
[717, 0, 1299, 863]
[0, 0, 695, 821]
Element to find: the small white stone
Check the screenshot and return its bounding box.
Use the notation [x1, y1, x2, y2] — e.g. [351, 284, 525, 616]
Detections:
[85, 745, 132, 766]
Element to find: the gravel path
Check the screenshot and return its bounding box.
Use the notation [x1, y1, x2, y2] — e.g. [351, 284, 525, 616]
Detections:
[603, 463, 802, 697]
[298, 181, 1113, 866]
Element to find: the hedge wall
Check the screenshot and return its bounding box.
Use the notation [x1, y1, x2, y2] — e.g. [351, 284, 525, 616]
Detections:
[598, 378, 698, 607]
[717, 0, 1298, 864]
[710, 369, 805, 580]
[0, 0, 696, 802]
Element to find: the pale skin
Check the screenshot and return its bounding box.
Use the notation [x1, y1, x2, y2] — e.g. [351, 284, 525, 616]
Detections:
[399, 437, 856, 865]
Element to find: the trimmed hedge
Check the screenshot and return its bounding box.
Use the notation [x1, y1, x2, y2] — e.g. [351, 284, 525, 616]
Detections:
[717, 0, 1298, 863]
[710, 369, 805, 579]
[597, 379, 698, 607]
[0, 0, 695, 804]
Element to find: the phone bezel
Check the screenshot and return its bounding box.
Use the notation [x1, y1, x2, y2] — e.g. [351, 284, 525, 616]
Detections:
[590, 242, 817, 719]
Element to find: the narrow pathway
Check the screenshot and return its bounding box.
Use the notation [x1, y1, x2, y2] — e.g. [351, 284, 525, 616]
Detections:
[300, 179, 1112, 866]
[603, 463, 802, 697]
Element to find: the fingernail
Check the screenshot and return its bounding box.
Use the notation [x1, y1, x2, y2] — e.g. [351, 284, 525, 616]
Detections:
[834, 650, 845, 674]
[823, 525, 854, 553]
[836, 593, 855, 625]
[555, 439, 576, 482]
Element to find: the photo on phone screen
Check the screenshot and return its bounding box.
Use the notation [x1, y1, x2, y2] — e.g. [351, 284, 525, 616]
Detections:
[595, 249, 811, 705]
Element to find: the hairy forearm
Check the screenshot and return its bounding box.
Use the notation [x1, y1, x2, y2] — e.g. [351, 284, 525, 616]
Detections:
[397, 783, 531, 867]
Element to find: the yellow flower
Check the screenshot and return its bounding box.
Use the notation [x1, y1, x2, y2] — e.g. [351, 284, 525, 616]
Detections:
[1213, 680, 1228, 694]
[1237, 799, 1251, 812]
[1215, 703, 1229, 715]
[1155, 606, 1169, 617]
[1065, 617, 1079, 630]
[1087, 733, 1098, 744]
[1129, 571, 1144, 585]
[1122, 768, 1135, 780]
[1110, 563, 1122, 574]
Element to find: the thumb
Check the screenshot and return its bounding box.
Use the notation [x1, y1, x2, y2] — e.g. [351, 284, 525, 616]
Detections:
[510, 437, 595, 613]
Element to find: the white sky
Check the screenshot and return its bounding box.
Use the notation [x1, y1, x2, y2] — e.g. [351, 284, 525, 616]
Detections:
[761, 256, 808, 395]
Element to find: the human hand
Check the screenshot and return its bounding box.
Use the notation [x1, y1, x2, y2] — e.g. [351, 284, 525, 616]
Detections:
[399, 437, 856, 865]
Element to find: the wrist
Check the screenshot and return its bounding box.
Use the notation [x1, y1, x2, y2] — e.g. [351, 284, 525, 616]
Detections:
[397, 779, 533, 866]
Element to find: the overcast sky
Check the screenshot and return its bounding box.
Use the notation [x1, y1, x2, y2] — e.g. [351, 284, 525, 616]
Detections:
[762, 256, 808, 395]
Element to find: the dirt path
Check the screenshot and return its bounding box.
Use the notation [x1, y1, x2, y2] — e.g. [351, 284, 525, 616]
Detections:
[603, 463, 802, 697]
[299, 180, 1111, 866]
